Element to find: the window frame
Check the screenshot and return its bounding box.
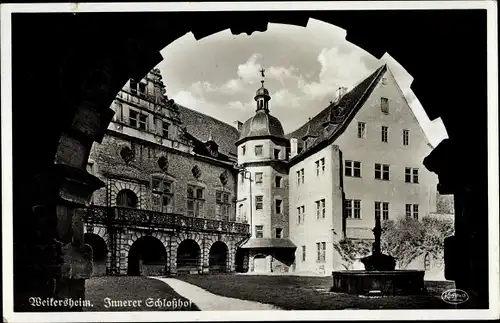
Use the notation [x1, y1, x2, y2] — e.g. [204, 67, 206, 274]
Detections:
[255, 225, 264, 238]
[186, 185, 205, 218]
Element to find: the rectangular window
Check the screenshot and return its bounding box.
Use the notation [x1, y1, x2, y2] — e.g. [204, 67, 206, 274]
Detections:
[403, 129, 410, 146]
[274, 148, 280, 159]
[405, 204, 412, 218]
[138, 114, 147, 130]
[405, 204, 419, 219]
[381, 126, 388, 142]
[302, 246, 306, 262]
[216, 191, 231, 221]
[162, 121, 169, 138]
[375, 163, 390, 180]
[345, 160, 362, 177]
[187, 185, 204, 217]
[152, 178, 174, 213]
[375, 201, 381, 219]
[255, 225, 264, 238]
[130, 79, 137, 94]
[315, 199, 326, 219]
[383, 202, 389, 220]
[255, 145, 263, 156]
[240, 173, 245, 183]
[242, 145, 246, 155]
[275, 228, 283, 238]
[413, 168, 419, 183]
[357, 122, 366, 139]
[353, 199, 361, 219]
[129, 110, 138, 128]
[381, 97, 389, 114]
[345, 199, 353, 219]
[255, 172, 263, 184]
[316, 242, 326, 262]
[275, 176, 282, 188]
[255, 196, 263, 210]
[275, 199, 282, 214]
[297, 207, 302, 224]
[138, 82, 146, 97]
[405, 167, 419, 183]
[297, 168, 305, 185]
[405, 167, 412, 183]
[315, 158, 326, 176]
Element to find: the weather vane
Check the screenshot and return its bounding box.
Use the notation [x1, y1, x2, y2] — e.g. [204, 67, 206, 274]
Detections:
[259, 68, 266, 78]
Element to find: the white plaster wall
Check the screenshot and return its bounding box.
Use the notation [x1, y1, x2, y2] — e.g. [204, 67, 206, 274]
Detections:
[334, 67, 438, 238]
[289, 145, 343, 274]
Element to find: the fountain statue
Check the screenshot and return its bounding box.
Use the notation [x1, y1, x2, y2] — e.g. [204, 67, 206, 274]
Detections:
[331, 215, 426, 296]
[360, 213, 396, 271]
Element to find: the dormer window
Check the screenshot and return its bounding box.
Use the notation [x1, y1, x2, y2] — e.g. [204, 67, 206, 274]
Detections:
[130, 79, 137, 94]
[138, 83, 146, 97]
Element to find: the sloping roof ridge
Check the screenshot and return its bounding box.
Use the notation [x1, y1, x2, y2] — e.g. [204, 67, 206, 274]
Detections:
[285, 64, 387, 140]
[175, 103, 239, 132]
[327, 64, 387, 141]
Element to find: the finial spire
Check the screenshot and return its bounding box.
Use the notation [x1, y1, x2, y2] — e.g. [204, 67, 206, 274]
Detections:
[259, 68, 266, 78]
[207, 128, 214, 142]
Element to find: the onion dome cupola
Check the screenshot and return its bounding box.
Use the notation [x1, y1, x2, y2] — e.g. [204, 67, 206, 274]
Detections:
[235, 68, 287, 146]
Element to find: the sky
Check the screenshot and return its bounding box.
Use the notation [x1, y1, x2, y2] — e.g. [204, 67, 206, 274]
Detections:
[157, 18, 448, 147]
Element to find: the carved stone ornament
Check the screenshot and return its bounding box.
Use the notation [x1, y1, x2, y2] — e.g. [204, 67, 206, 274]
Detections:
[219, 170, 228, 186]
[120, 146, 135, 164]
[157, 155, 169, 172]
[191, 165, 201, 179]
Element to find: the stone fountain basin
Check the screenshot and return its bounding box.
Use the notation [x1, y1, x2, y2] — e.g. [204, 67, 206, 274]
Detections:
[331, 270, 426, 296]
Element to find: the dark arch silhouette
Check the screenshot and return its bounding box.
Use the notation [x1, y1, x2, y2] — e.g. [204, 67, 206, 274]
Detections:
[127, 236, 166, 276]
[12, 11, 490, 310]
[84, 233, 108, 276]
[209, 241, 228, 273]
[177, 239, 201, 274]
[116, 189, 138, 208]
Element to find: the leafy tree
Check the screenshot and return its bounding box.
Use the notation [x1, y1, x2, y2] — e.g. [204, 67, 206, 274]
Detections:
[332, 238, 371, 270]
[381, 216, 454, 269]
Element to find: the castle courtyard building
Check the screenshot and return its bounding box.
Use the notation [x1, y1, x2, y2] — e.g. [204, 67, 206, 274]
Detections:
[84, 64, 440, 277]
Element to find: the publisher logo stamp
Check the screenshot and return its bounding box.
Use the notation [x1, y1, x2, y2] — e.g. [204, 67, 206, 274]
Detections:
[441, 289, 469, 305]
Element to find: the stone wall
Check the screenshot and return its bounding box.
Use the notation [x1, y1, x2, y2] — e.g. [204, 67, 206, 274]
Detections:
[88, 132, 238, 220]
[83, 223, 246, 276]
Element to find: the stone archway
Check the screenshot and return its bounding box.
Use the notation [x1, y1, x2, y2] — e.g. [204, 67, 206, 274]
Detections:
[209, 241, 229, 273]
[116, 189, 138, 208]
[127, 236, 166, 276]
[84, 233, 108, 276]
[177, 239, 202, 274]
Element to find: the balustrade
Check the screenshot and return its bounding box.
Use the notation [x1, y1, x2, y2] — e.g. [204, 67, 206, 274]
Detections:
[84, 205, 250, 235]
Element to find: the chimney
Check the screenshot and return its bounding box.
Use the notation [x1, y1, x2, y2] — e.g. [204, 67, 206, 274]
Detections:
[234, 120, 243, 131]
[335, 86, 348, 103]
[290, 138, 298, 158]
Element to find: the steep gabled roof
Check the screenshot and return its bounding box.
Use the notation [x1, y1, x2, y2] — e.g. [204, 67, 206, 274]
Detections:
[175, 104, 240, 157]
[287, 64, 388, 164]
